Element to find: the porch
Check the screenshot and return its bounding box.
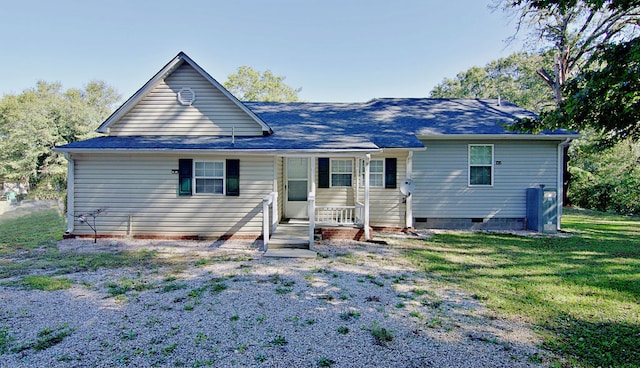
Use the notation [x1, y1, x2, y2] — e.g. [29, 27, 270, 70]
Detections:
[260, 152, 413, 253]
[261, 192, 367, 252]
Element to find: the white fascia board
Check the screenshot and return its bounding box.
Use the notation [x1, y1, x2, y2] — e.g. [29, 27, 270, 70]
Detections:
[53, 148, 383, 156]
[380, 147, 427, 153]
[418, 134, 580, 141]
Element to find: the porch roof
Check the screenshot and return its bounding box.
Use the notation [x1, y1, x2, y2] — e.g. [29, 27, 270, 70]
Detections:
[54, 134, 384, 152]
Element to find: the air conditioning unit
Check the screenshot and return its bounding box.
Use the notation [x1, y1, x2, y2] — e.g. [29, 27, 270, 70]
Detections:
[526, 185, 557, 233]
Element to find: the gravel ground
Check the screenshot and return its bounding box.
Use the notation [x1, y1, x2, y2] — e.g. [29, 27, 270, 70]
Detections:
[0, 234, 555, 367]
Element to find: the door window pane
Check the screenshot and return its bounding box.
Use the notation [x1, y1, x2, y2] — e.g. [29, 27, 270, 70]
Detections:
[287, 158, 308, 180]
[288, 180, 308, 201]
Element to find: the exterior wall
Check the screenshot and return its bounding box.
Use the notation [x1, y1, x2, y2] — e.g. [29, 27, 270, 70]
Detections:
[108, 63, 263, 136]
[314, 157, 355, 208]
[356, 152, 407, 228]
[412, 139, 559, 226]
[71, 153, 275, 238]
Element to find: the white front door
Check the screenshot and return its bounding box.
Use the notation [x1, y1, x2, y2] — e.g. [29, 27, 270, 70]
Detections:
[285, 157, 309, 219]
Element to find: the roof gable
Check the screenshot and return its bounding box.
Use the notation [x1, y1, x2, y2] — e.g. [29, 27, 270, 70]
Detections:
[97, 52, 272, 136]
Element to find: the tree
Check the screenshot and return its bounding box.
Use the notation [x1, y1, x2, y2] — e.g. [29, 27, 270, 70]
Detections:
[224, 66, 301, 102]
[0, 81, 120, 195]
[497, 0, 640, 146]
[569, 136, 640, 214]
[496, 0, 640, 104]
[521, 37, 640, 146]
[430, 51, 555, 112]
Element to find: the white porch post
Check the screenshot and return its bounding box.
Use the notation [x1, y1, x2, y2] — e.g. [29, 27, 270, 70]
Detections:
[405, 151, 413, 229]
[364, 153, 371, 240]
[262, 195, 270, 250]
[271, 192, 278, 233]
[308, 192, 315, 249]
[310, 156, 316, 194]
[309, 156, 316, 249]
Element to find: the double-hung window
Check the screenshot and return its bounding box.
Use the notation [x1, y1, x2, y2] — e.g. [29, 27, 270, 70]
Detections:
[331, 159, 353, 187]
[361, 159, 384, 187]
[468, 144, 493, 186]
[194, 160, 224, 194]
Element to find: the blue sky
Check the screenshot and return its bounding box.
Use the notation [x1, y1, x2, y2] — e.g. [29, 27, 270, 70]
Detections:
[1, 0, 522, 102]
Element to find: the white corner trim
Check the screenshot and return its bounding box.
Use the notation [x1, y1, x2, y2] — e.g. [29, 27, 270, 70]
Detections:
[557, 138, 571, 230]
[63, 153, 75, 234]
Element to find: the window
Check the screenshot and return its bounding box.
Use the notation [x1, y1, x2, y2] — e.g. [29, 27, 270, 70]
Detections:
[469, 144, 493, 186]
[331, 159, 353, 187]
[194, 160, 224, 194]
[361, 159, 384, 187]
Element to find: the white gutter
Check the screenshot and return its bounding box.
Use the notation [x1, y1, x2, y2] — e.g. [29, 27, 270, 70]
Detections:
[53, 148, 385, 156]
[557, 138, 572, 230]
[418, 134, 579, 141]
[63, 153, 75, 234]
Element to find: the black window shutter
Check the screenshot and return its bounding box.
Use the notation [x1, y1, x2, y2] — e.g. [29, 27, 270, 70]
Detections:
[385, 158, 397, 189]
[226, 159, 240, 196]
[318, 158, 330, 188]
[178, 159, 193, 196]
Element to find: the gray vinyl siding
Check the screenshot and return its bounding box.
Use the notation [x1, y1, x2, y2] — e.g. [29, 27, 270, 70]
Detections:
[413, 140, 558, 218]
[108, 63, 263, 136]
[71, 153, 274, 237]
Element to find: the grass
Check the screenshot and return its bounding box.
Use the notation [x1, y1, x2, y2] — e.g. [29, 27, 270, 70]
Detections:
[0, 327, 14, 354]
[21, 275, 72, 291]
[368, 321, 393, 345]
[0, 210, 168, 279]
[404, 208, 640, 368]
[13, 324, 75, 352]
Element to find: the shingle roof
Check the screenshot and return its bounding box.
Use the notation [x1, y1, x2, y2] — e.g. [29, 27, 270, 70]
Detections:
[246, 98, 544, 137]
[57, 98, 575, 153]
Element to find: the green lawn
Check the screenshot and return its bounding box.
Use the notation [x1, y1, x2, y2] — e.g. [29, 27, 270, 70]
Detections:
[0, 209, 160, 279]
[405, 208, 640, 368]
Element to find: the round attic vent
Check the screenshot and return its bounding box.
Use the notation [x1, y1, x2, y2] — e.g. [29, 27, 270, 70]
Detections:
[177, 87, 196, 106]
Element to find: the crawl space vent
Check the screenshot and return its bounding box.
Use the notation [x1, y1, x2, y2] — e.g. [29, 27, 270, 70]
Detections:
[177, 87, 196, 106]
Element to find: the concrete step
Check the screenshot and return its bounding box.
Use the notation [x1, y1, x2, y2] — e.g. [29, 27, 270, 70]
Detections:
[268, 239, 309, 249]
[264, 248, 317, 258]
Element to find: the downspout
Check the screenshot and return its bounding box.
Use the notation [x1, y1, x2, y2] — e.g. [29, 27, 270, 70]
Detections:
[63, 152, 75, 234]
[557, 139, 571, 231]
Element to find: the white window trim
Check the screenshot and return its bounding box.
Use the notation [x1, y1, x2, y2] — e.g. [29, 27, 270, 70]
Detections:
[194, 160, 225, 195]
[468, 144, 494, 187]
[361, 159, 384, 188]
[330, 158, 353, 187]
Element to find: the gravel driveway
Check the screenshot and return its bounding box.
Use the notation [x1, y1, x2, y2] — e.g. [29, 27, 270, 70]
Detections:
[0, 235, 552, 367]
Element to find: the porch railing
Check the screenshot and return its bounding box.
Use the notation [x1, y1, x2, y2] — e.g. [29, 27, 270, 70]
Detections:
[315, 202, 364, 226]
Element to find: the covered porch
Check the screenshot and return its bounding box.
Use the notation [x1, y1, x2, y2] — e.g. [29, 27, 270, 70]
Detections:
[261, 151, 414, 251]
